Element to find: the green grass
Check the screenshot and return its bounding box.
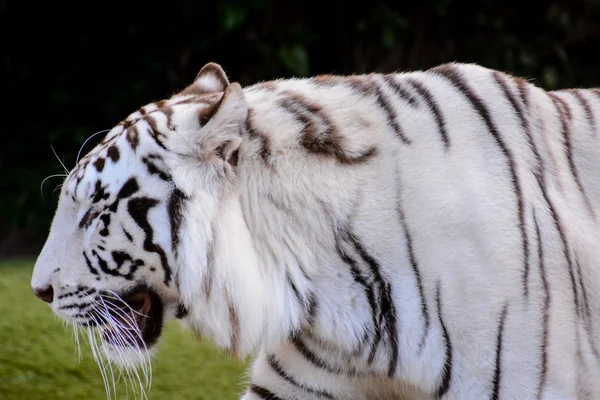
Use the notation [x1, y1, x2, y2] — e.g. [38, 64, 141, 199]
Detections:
[0, 260, 249, 400]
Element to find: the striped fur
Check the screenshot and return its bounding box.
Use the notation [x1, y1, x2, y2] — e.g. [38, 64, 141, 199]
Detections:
[32, 62, 600, 399]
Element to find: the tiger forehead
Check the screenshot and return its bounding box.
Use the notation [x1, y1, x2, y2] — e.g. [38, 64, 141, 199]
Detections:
[65, 91, 223, 198]
[118, 92, 223, 130]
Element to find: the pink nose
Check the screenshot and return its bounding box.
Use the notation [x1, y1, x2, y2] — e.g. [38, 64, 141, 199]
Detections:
[33, 285, 54, 303]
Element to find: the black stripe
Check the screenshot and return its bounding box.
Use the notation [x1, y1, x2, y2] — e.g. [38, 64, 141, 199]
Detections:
[119, 96, 196, 139]
[491, 304, 508, 400]
[334, 232, 380, 364]
[549, 93, 595, 218]
[307, 294, 318, 325]
[383, 281, 399, 377]
[58, 287, 95, 299]
[175, 304, 189, 319]
[144, 109, 172, 138]
[83, 251, 99, 276]
[163, 98, 202, 130]
[290, 334, 355, 376]
[267, 354, 334, 398]
[79, 208, 100, 229]
[510, 78, 579, 336]
[286, 273, 303, 307]
[92, 180, 110, 203]
[123, 228, 133, 242]
[58, 301, 94, 310]
[93, 158, 105, 172]
[117, 177, 140, 200]
[538, 173, 580, 317]
[121, 118, 134, 129]
[347, 78, 411, 144]
[79, 287, 96, 298]
[383, 75, 419, 107]
[534, 94, 584, 316]
[290, 335, 337, 373]
[107, 145, 120, 162]
[105, 177, 138, 216]
[397, 197, 429, 351]
[278, 91, 377, 164]
[111, 250, 144, 273]
[435, 282, 452, 398]
[167, 188, 186, 253]
[569, 90, 596, 131]
[576, 258, 591, 321]
[98, 213, 110, 237]
[346, 234, 388, 307]
[91, 249, 133, 279]
[588, 88, 600, 131]
[346, 232, 399, 374]
[142, 156, 171, 181]
[197, 98, 223, 127]
[431, 64, 527, 305]
[576, 255, 600, 364]
[249, 384, 285, 400]
[73, 312, 95, 321]
[126, 125, 140, 150]
[493, 72, 532, 301]
[128, 197, 172, 285]
[143, 115, 168, 150]
[371, 82, 410, 144]
[533, 210, 549, 399]
[406, 78, 450, 148]
[246, 108, 272, 165]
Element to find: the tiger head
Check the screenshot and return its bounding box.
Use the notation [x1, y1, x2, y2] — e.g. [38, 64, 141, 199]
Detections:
[31, 64, 277, 374]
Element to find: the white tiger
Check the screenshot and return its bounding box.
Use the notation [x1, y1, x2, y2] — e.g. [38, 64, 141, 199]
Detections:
[32, 61, 600, 399]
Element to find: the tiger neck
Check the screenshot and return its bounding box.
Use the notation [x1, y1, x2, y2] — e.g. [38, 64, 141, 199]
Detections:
[234, 140, 332, 348]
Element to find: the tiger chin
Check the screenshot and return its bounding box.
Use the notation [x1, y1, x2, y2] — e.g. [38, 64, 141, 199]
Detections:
[33, 61, 600, 399]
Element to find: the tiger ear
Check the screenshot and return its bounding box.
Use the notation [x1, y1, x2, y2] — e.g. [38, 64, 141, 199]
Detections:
[197, 82, 248, 166]
[179, 63, 230, 96]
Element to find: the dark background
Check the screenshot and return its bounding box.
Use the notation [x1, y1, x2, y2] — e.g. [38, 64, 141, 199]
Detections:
[2, 0, 600, 257]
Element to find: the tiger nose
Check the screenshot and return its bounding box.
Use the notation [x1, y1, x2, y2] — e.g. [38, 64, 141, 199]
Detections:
[33, 285, 54, 303]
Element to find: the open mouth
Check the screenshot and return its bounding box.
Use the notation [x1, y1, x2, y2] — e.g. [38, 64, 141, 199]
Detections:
[100, 286, 164, 348]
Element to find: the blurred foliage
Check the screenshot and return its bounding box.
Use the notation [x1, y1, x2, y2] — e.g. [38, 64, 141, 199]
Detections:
[1, 0, 600, 252]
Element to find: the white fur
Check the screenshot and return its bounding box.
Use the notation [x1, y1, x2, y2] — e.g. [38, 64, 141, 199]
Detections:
[33, 63, 600, 399]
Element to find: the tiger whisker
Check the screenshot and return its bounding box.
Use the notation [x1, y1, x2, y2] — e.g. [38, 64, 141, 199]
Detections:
[91, 314, 119, 400]
[50, 144, 70, 175]
[73, 324, 82, 362]
[102, 291, 151, 319]
[52, 183, 64, 196]
[101, 318, 152, 390]
[40, 174, 67, 198]
[99, 298, 153, 370]
[76, 129, 111, 165]
[98, 315, 139, 398]
[86, 314, 114, 400]
[92, 297, 152, 396]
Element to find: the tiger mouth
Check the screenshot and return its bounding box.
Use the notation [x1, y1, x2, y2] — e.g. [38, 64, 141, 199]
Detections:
[101, 287, 164, 348]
